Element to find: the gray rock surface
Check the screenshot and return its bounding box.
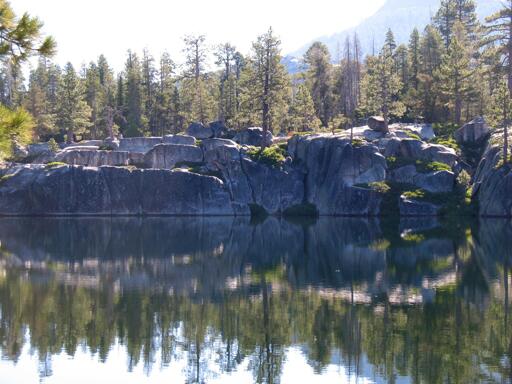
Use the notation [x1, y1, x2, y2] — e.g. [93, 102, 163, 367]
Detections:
[144, 144, 203, 169]
[455, 116, 490, 144]
[55, 149, 131, 167]
[233, 127, 273, 147]
[473, 145, 512, 217]
[388, 165, 455, 193]
[288, 134, 385, 215]
[209, 121, 228, 138]
[0, 165, 238, 216]
[368, 116, 386, 132]
[186, 123, 214, 139]
[163, 134, 196, 146]
[119, 137, 162, 153]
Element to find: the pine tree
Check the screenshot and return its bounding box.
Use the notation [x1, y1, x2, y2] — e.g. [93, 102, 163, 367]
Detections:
[383, 29, 397, 57]
[182, 35, 217, 125]
[361, 52, 404, 132]
[142, 48, 158, 135]
[487, 81, 512, 164]
[408, 28, 421, 90]
[0, 0, 56, 64]
[56, 63, 92, 143]
[418, 25, 445, 121]
[84, 62, 102, 138]
[436, 21, 474, 124]
[215, 43, 242, 126]
[239, 28, 290, 145]
[154, 52, 175, 136]
[434, 0, 457, 47]
[482, 0, 512, 95]
[288, 84, 321, 132]
[303, 42, 333, 127]
[24, 59, 57, 139]
[395, 44, 409, 94]
[454, 0, 479, 40]
[123, 51, 145, 137]
[336, 35, 361, 123]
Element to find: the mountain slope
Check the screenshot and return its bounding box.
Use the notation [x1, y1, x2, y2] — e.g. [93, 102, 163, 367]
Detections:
[288, 0, 502, 62]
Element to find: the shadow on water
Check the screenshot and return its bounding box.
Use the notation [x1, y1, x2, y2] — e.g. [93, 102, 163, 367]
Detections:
[0, 216, 511, 382]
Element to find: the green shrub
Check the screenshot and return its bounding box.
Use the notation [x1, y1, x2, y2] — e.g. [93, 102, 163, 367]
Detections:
[387, 157, 452, 173]
[47, 138, 60, 153]
[495, 155, 512, 170]
[420, 161, 452, 172]
[405, 131, 422, 141]
[368, 181, 391, 194]
[402, 233, 426, 243]
[351, 138, 365, 147]
[403, 189, 426, 200]
[45, 162, 67, 168]
[246, 145, 287, 168]
[432, 122, 459, 138]
[431, 136, 459, 152]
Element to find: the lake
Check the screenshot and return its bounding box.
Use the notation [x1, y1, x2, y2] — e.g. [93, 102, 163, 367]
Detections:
[0, 216, 510, 383]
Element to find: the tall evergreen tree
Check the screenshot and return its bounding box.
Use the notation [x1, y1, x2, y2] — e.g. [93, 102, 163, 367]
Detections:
[215, 43, 242, 126]
[240, 28, 290, 144]
[434, 0, 457, 47]
[482, 0, 512, 95]
[408, 28, 421, 90]
[303, 42, 333, 127]
[56, 63, 91, 143]
[182, 35, 216, 125]
[288, 84, 321, 132]
[418, 25, 445, 121]
[361, 51, 404, 132]
[123, 51, 145, 137]
[436, 21, 474, 124]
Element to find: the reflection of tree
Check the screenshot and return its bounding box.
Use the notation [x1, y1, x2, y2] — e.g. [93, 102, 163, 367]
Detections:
[0, 217, 511, 382]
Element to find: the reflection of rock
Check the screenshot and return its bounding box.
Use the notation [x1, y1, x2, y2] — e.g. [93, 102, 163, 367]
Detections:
[0, 215, 470, 304]
[399, 217, 440, 233]
[399, 196, 441, 216]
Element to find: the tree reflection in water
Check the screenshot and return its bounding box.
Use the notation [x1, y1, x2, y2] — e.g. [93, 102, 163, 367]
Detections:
[0, 216, 510, 383]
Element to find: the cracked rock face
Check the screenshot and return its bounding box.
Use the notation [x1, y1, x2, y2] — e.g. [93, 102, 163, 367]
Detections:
[0, 165, 237, 216]
[1, 124, 472, 217]
[473, 145, 512, 217]
[144, 144, 204, 169]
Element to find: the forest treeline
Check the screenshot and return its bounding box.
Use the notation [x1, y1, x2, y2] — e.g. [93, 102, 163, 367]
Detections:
[1, 0, 512, 148]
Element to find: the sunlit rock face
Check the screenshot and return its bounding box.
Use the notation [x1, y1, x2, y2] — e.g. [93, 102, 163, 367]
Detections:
[473, 139, 512, 217]
[0, 165, 237, 216]
[0, 123, 487, 217]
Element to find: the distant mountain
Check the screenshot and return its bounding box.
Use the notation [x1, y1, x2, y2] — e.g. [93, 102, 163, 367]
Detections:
[285, 0, 502, 68]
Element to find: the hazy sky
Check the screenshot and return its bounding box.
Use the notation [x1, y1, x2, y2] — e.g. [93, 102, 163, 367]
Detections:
[12, 0, 386, 71]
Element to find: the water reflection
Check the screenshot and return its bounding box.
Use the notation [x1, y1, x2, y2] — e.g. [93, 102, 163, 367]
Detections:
[0, 217, 510, 383]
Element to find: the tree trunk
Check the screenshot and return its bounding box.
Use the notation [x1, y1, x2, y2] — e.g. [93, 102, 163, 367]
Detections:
[505, 124, 509, 165]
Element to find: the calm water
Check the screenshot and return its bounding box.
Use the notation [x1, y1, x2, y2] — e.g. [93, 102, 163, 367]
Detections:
[0, 216, 510, 383]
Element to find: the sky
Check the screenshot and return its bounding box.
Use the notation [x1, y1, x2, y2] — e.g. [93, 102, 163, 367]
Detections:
[12, 0, 386, 72]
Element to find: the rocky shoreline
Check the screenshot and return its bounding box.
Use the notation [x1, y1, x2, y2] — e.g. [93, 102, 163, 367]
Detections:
[0, 119, 510, 217]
